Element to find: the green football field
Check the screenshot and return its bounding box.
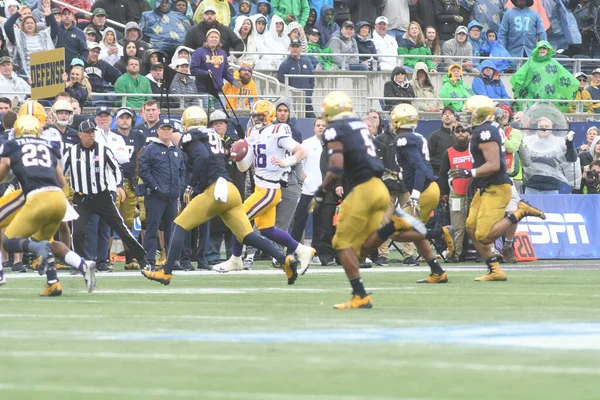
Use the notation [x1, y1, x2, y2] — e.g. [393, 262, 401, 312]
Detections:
[1, 261, 600, 400]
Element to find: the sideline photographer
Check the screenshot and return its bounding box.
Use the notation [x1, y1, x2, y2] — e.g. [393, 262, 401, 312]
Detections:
[576, 160, 600, 194]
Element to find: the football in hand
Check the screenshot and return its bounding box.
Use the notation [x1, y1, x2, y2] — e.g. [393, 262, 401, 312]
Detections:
[230, 139, 249, 162]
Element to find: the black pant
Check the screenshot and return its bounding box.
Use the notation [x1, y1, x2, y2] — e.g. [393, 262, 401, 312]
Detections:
[313, 200, 337, 263]
[291, 193, 313, 242]
[72, 190, 146, 265]
[144, 193, 178, 266]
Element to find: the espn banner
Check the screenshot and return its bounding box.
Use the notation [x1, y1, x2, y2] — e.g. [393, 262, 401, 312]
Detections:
[30, 48, 65, 100]
[518, 194, 600, 259]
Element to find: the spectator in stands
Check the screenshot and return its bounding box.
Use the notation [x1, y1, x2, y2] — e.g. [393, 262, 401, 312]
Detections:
[56, 8, 88, 68]
[327, 21, 368, 70]
[588, 68, 600, 113]
[570, 72, 593, 113]
[233, 16, 259, 65]
[64, 65, 92, 108]
[92, 0, 137, 25]
[185, 6, 244, 55]
[129, 0, 153, 22]
[573, 0, 600, 59]
[576, 159, 600, 194]
[255, 15, 290, 69]
[231, 0, 252, 29]
[0, 56, 30, 102]
[313, 4, 338, 47]
[193, 0, 232, 26]
[463, 0, 505, 32]
[578, 127, 600, 169]
[175, 0, 194, 22]
[305, 7, 317, 31]
[307, 27, 335, 70]
[114, 57, 153, 108]
[410, 62, 443, 112]
[99, 27, 123, 66]
[143, 50, 168, 77]
[467, 20, 485, 70]
[498, 0, 546, 59]
[251, 14, 269, 51]
[382, 0, 409, 44]
[140, 0, 191, 55]
[0, 31, 8, 59]
[85, 42, 123, 93]
[4, 4, 57, 80]
[288, 21, 309, 51]
[442, 26, 476, 73]
[169, 45, 194, 68]
[428, 106, 458, 175]
[115, 41, 140, 74]
[222, 63, 258, 109]
[272, 0, 310, 27]
[471, 60, 510, 103]
[425, 26, 441, 66]
[85, 26, 102, 44]
[89, 8, 110, 35]
[170, 58, 200, 108]
[355, 22, 377, 69]
[383, 67, 415, 111]
[479, 29, 512, 73]
[368, 110, 384, 135]
[257, 0, 273, 25]
[350, 0, 384, 26]
[372, 16, 398, 71]
[278, 39, 315, 114]
[0, 98, 11, 114]
[118, 22, 151, 54]
[146, 62, 164, 95]
[397, 21, 437, 73]
[439, 64, 473, 112]
[510, 41, 578, 112]
[435, 0, 463, 42]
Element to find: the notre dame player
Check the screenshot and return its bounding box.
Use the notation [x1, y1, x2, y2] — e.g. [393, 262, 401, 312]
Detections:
[449, 95, 546, 281]
[0, 115, 95, 296]
[142, 106, 300, 286]
[316, 92, 426, 309]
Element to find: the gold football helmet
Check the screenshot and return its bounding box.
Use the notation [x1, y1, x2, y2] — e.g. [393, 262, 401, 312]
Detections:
[181, 106, 208, 131]
[251, 100, 276, 128]
[18, 100, 47, 126]
[14, 115, 42, 138]
[465, 95, 495, 126]
[390, 104, 418, 133]
[321, 91, 353, 123]
[50, 99, 74, 128]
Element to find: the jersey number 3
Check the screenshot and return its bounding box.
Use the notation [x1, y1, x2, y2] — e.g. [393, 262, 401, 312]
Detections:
[361, 129, 377, 158]
[22, 144, 51, 168]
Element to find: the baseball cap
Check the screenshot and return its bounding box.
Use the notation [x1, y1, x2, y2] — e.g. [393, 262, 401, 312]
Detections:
[115, 107, 134, 119]
[88, 42, 101, 51]
[79, 120, 96, 132]
[375, 16, 388, 25]
[70, 58, 84, 67]
[442, 106, 456, 117]
[592, 68, 600, 75]
[0, 56, 12, 65]
[93, 8, 107, 17]
[204, 6, 217, 14]
[174, 58, 189, 67]
[151, 62, 165, 69]
[95, 106, 111, 116]
[342, 21, 354, 29]
[456, 26, 468, 35]
[575, 71, 588, 80]
[290, 39, 302, 47]
[306, 27, 320, 36]
[158, 119, 174, 129]
[209, 110, 230, 124]
[497, 104, 513, 117]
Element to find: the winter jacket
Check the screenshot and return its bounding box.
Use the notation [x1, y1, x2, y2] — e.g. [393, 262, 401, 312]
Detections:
[410, 62, 442, 112]
[307, 42, 335, 70]
[274, 97, 303, 186]
[85, 59, 123, 92]
[170, 74, 200, 108]
[383, 67, 415, 111]
[222, 70, 258, 109]
[417, 0, 437, 30]
[427, 126, 455, 175]
[190, 46, 235, 94]
[435, 0, 461, 41]
[114, 73, 153, 108]
[142, 49, 168, 77]
[99, 27, 123, 66]
[0, 71, 30, 101]
[467, 20, 485, 68]
[56, 22, 88, 68]
[277, 55, 315, 92]
[92, 0, 136, 25]
[569, 88, 593, 114]
[272, 0, 311, 26]
[139, 138, 186, 200]
[479, 29, 512, 73]
[256, 0, 273, 24]
[327, 30, 359, 68]
[184, 20, 244, 56]
[438, 64, 473, 112]
[66, 81, 89, 108]
[313, 4, 339, 47]
[140, 0, 191, 54]
[193, 0, 232, 26]
[350, 0, 385, 26]
[355, 21, 376, 63]
[118, 22, 151, 54]
[498, 5, 546, 58]
[510, 41, 579, 112]
[441, 26, 473, 69]
[588, 83, 600, 113]
[471, 59, 509, 102]
[397, 36, 436, 71]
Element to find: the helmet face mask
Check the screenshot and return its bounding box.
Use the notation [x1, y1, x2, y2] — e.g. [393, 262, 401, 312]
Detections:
[181, 106, 208, 131]
[390, 104, 418, 134]
[51, 99, 74, 128]
[251, 100, 276, 128]
[14, 115, 42, 138]
[465, 95, 495, 126]
[321, 91, 353, 123]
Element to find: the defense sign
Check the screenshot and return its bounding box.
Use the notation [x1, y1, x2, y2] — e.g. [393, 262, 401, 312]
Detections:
[30, 48, 65, 100]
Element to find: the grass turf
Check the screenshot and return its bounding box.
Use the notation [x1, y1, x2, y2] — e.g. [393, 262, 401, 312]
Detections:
[1, 262, 599, 400]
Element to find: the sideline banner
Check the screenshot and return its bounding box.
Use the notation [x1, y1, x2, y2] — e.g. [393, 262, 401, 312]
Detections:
[30, 48, 65, 100]
[518, 194, 600, 259]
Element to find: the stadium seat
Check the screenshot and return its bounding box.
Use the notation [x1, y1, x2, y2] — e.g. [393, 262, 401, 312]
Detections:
[573, 54, 595, 75]
[553, 54, 574, 72]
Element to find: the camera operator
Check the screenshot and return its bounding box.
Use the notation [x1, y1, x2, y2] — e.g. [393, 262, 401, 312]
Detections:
[576, 160, 600, 194]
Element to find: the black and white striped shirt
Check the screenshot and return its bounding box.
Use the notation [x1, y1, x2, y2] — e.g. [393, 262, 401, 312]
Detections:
[63, 142, 123, 195]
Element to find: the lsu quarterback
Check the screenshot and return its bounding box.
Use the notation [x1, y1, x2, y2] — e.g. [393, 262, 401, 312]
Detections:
[213, 100, 316, 275]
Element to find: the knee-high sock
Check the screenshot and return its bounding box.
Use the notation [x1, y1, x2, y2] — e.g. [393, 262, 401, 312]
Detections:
[243, 232, 286, 265]
[232, 235, 244, 257]
[163, 224, 187, 274]
[259, 227, 299, 253]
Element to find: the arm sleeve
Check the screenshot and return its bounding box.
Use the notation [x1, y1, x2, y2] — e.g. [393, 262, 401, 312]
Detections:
[278, 135, 300, 152]
[79, 34, 89, 61]
[498, 14, 509, 48]
[271, 0, 287, 21]
[4, 12, 20, 45]
[105, 147, 123, 186]
[46, 14, 59, 40]
[299, 0, 309, 26]
[138, 146, 158, 189]
[471, 77, 485, 95]
[105, 63, 122, 84]
[536, 13, 547, 41]
[398, 143, 429, 192]
[565, 141, 577, 162]
[328, 38, 344, 67]
[277, 62, 287, 83]
[437, 150, 451, 196]
[435, 2, 455, 23]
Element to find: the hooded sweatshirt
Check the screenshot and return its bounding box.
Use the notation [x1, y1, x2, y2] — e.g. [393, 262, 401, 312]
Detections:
[441, 26, 473, 69]
[313, 4, 338, 47]
[230, 1, 252, 29]
[438, 64, 473, 112]
[233, 16, 259, 65]
[410, 62, 442, 112]
[99, 27, 123, 66]
[118, 21, 151, 53]
[273, 97, 303, 186]
[471, 59, 509, 102]
[256, 0, 273, 25]
[326, 29, 359, 68]
[255, 14, 290, 69]
[169, 45, 194, 68]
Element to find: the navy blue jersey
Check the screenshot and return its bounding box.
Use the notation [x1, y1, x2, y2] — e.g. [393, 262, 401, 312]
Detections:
[134, 119, 182, 140]
[179, 128, 231, 192]
[394, 131, 437, 193]
[59, 126, 80, 154]
[322, 118, 384, 188]
[116, 130, 146, 179]
[470, 121, 511, 189]
[1, 137, 61, 195]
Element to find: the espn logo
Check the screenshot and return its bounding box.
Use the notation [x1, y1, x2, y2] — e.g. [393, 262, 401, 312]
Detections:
[517, 213, 590, 245]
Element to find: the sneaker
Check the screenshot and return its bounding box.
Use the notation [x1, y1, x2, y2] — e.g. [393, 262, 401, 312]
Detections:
[0, 271, 6, 286]
[375, 256, 388, 266]
[444, 255, 460, 263]
[213, 256, 243, 273]
[171, 261, 183, 271]
[156, 248, 166, 266]
[416, 271, 449, 283]
[180, 262, 195, 271]
[333, 294, 373, 309]
[80, 261, 96, 293]
[40, 282, 62, 297]
[441, 226, 456, 257]
[295, 244, 316, 275]
[270, 259, 281, 270]
[142, 269, 172, 285]
[325, 259, 337, 266]
[282, 255, 299, 285]
[96, 263, 113, 273]
[391, 205, 427, 235]
[514, 200, 546, 222]
[124, 261, 140, 270]
[360, 258, 373, 268]
[242, 258, 254, 270]
[502, 245, 518, 264]
[197, 261, 212, 271]
[402, 256, 419, 266]
[474, 264, 507, 281]
[11, 262, 27, 273]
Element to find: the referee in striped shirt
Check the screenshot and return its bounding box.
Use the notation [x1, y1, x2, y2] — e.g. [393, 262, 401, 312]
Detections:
[63, 120, 148, 270]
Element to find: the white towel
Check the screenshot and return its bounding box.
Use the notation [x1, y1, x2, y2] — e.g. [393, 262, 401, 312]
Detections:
[214, 177, 229, 202]
[62, 200, 80, 222]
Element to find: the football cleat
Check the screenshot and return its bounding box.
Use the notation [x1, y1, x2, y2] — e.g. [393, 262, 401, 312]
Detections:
[213, 256, 244, 273]
[124, 261, 140, 270]
[155, 249, 166, 266]
[282, 256, 299, 285]
[474, 265, 507, 281]
[242, 258, 254, 270]
[392, 205, 427, 235]
[416, 271, 449, 284]
[0, 271, 6, 286]
[402, 256, 419, 266]
[295, 244, 316, 275]
[502, 245, 518, 264]
[142, 269, 172, 285]
[513, 200, 546, 222]
[28, 241, 53, 276]
[40, 282, 62, 297]
[333, 294, 373, 309]
[441, 226, 456, 257]
[80, 261, 96, 293]
[56, 262, 70, 270]
[11, 262, 27, 273]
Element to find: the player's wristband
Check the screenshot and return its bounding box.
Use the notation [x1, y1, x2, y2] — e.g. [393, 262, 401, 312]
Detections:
[410, 189, 421, 199]
[280, 155, 298, 167]
[328, 167, 344, 176]
[471, 169, 477, 178]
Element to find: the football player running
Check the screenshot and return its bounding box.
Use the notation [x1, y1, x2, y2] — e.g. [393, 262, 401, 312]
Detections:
[316, 92, 427, 309]
[213, 100, 316, 275]
[449, 95, 546, 281]
[142, 106, 301, 285]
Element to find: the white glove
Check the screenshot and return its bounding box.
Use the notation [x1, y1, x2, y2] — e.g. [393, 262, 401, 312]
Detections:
[566, 131, 574, 142]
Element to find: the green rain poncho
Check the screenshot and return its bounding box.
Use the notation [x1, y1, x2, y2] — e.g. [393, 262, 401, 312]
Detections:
[307, 42, 336, 70]
[510, 41, 579, 112]
[438, 64, 474, 112]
